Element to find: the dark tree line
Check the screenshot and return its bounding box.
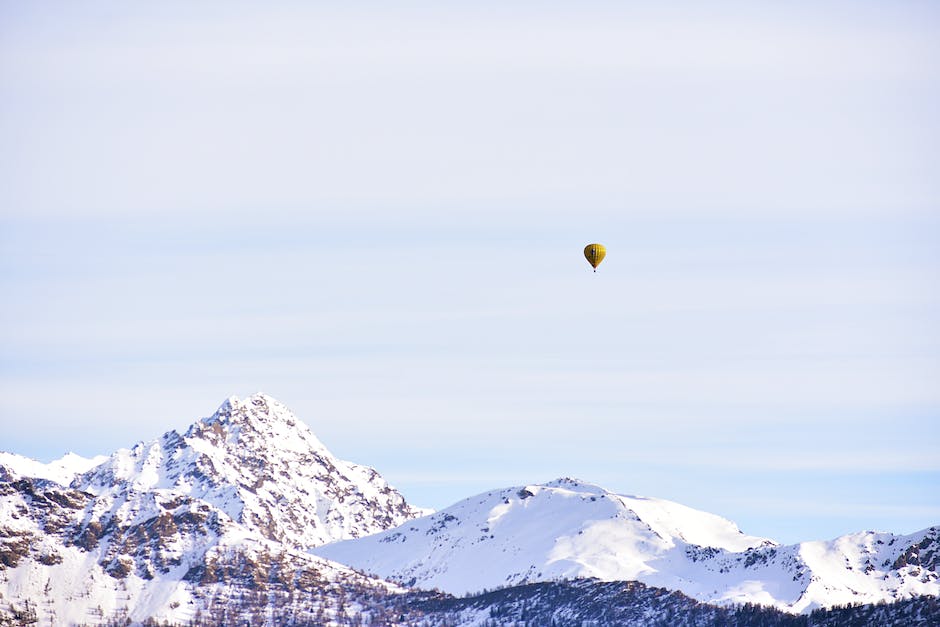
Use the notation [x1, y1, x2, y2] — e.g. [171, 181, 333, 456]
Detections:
[75, 578, 940, 626]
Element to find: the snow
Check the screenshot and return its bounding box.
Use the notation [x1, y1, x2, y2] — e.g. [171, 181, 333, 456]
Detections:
[72, 393, 424, 549]
[0, 393, 423, 625]
[0, 451, 107, 485]
[617, 492, 762, 553]
[315, 477, 940, 613]
[3, 393, 937, 623]
[316, 478, 773, 596]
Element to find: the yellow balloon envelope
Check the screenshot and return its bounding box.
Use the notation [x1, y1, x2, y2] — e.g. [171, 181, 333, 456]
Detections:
[584, 243, 606, 271]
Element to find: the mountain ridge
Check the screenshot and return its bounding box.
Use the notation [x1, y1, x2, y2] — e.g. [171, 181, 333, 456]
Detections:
[315, 477, 940, 613]
[1, 393, 937, 625]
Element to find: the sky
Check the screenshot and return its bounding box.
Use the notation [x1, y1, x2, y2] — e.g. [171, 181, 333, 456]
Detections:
[1, 1, 938, 545]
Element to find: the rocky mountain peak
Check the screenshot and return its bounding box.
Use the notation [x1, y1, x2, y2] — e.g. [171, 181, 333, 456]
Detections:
[187, 393, 327, 453]
[206, 393, 297, 428]
[72, 393, 425, 550]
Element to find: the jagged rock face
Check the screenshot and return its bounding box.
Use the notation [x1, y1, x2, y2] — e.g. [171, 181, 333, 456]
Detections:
[0, 394, 421, 625]
[0, 470, 399, 625]
[0, 477, 92, 570]
[892, 527, 940, 572]
[74, 394, 423, 549]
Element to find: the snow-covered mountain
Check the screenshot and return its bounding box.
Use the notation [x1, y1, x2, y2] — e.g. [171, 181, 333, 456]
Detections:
[75, 393, 424, 549]
[0, 393, 424, 624]
[315, 478, 940, 613]
[1, 393, 937, 625]
[0, 451, 108, 485]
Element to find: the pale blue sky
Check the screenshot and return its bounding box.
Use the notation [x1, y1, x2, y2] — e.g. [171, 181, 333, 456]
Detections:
[1, 1, 938, 544]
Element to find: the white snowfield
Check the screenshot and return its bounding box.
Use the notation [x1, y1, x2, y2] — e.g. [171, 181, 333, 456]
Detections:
[315, 478, 940, 613]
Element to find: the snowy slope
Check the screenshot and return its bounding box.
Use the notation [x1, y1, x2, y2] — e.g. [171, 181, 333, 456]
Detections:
[0, 451, 107, 485]
[315, 478, 940, 612]
[316, 478, 771, 594]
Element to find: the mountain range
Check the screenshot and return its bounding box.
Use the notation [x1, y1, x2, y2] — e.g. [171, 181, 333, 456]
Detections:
[1, 393, 937, 625]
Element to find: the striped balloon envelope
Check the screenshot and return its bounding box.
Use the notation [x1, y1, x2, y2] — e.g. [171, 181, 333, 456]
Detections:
[583, 243, 606, 272]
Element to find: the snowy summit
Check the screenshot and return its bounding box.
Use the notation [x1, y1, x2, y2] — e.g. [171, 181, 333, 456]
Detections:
[316, 478, 940, 613]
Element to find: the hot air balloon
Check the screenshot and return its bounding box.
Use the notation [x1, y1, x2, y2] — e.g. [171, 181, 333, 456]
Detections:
[584, 243, 606, 272]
